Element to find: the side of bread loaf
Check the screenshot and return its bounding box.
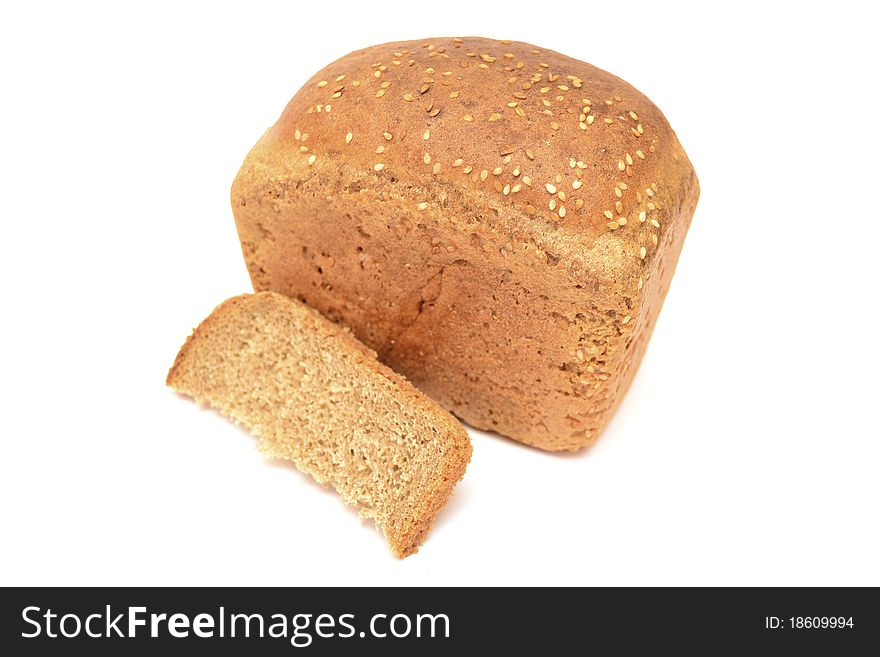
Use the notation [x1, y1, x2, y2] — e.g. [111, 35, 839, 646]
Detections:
[166, 292, 471, 557]
[232, 37, 699, 450]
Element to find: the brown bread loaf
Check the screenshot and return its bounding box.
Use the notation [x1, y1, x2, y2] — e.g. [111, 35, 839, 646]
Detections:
[232, 37, 699, 451]
[167, 292, 471, 557]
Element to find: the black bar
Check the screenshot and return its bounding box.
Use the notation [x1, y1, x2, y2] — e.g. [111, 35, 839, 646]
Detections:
[1, 587, 875, 654]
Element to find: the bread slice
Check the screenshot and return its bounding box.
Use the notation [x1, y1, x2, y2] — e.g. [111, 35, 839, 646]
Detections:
[166, 292, 471, 557]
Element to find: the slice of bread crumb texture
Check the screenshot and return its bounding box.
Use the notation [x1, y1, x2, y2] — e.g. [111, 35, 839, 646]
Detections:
[167, 292, 471, 557]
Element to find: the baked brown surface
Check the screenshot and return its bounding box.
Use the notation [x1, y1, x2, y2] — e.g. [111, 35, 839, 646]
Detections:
[232, 37, 699, 451]
[166, 292, 471, 557]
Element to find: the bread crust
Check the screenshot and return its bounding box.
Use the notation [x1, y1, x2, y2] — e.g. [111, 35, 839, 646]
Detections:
[232, 37, 699, 450]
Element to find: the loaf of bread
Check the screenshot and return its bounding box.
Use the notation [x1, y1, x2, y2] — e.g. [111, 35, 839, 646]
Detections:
[232, 37, 699, 451]
[166, 292, 471, 557]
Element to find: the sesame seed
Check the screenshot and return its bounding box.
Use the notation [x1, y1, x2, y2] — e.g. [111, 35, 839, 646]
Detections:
[614, 187, 623, 198]
[433, 162, 442, 174]
[308, 154, 316, 165]
[480, 169, 488, 181]
[637, 124, 644, 134]
[373, 70, 382, 78]
[512, 184, 522, 193]
[463, 165, 473, 174]
[651, 219, 661, 228]
[648, 202, 656, 210]
[652, 234, 658, 246]
[331, 91, 342, 99]
[607, 221, 619, 230]
[404, 93, 414, 102]
[640, 246, 647, 259]
[618, 217, 627, 226]
[579, 122, 587, 130]
[546, 183, 557, 194]
[493, 167, 503, 175]
[639, 211, 646, 222]
[622, 315, 632, 324]
[626, 153, 634, 166]
[645, 188, 654, 197]
[512, 166, 521, 177]
[515, 106, 526, 117]
[375, 89, 385, 98]
[558, 191, 567, 202]
[374, 163, 384, 171]
[345, 132, 353, 144]
[417, 202, 428, 211]
[638, 277, 644, 290]
[383, 132, 392, 140]
[449, 91, 460, 98]
[558, 205, 566, 218]
[615, 201, 623, 213]
[423, 153, 431, 165]
[423, 130, 430, 140]
[299, 146, 308, 153]
[526, 150, 535, 160]
[604, 210, 614, 219]
[629, 111, 638, 120]
[525, 205, 537, 215]
[453, 158, 464, 167]
[464, 114, 475, 122]
[604, 118, 614, 125]
[549, 199, 556, 210]
[522, 176, 532, 186]
[503, 184, 510, 195]
[572, 180, 582, 190]
[317, 80, 328, 87]
[587, 115, 595, 125]
[489, 112, 502, 121]
[376, 145, 384, 154]
[618, 160, 626, 171]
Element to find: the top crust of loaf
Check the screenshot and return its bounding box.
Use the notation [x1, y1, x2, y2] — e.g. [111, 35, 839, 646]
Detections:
[236, 36, 698, 293]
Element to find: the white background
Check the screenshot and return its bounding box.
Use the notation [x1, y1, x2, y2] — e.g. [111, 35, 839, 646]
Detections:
[2, 1, 877, 586]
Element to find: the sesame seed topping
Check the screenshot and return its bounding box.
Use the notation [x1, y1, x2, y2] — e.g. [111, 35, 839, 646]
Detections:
[463, 114, 475, 122]
[375, 89, 385, 98]
[503, 184, 510, 195]
[423, 153, 431, 165]
[493, 167, 503, 175]
[526, 150, 535, 160]
[639, 211, 646, 222]
[403, 93, 414, 102]
[317, 80, 328, 88]
[376, 145, 384, 154]
[383, 132, 392, 140]
[604, 210, 614, 219]
[374, 163, 384, 171]
[512, 184, 522, 193]
[614, 188, 623, 199]
[546, 183, 557, 194]
[651, 219, 661, 228]
[423, 129, 431, 140]
[638, 277, 644, 290]
[453, 158, 464, 167]
[615, 201, 624, 213]
[417, 202, 428, 211]
[617, 160, 626, 171]
[587, 115, 595, 125]
[449, 91, 460, 98]
[618, 217, 627, 226]
[640, 246, 647, 259]
[626, 153, 634, 166]
[558, 191, 567, 202]
[549, 199, 556, 210]
[652, 234, 658, 246]
[463, 165, 473, 174]
[307, 154, 316, 165]
[522, 176, 532, 186]
[525, 205, 537, 215]
[607, 221, 619, 230]
[345, 132, 353, 144]
[629, 111, 638, 120]
[572, 180, 582, 190]
[433, 162, 442, 174]
[622, 315, 632, 324]
[480, 169, 488, 181]
[558, 205, 566, 218]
